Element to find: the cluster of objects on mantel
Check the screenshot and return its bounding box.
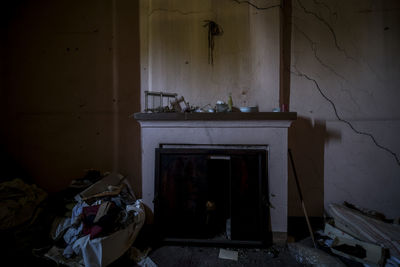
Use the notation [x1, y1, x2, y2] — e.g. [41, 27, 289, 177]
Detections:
[144, 90, 288, 113]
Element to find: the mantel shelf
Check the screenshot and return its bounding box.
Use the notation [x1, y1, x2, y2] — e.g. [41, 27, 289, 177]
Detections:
[133, 112, 297, 121]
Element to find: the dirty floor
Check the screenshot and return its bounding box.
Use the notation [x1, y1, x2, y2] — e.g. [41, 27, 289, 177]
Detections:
[147, 245, 301, 267]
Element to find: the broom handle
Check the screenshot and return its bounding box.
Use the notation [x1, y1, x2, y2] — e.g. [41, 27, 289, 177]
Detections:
[288, 149, 317, 248]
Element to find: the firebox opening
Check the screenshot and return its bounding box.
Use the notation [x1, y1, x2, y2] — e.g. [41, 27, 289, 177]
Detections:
[154, 145, 270, 246]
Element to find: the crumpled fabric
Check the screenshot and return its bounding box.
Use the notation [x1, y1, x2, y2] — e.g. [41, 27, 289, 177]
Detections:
[51, 217, 72, 240]
[63, 223, 84, 258]
[71, 202, 89, 224]
[71, 200, 146, 267]
[0, 178, 47, 230]
[62, 202, 89, 258]
[45, 246, 84, 267]
[48, 174, 145, 267]
[81, 202, 119, 240]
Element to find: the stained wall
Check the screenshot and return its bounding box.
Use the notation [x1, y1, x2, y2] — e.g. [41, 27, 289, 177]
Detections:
[289, 0, 400, 217]
[1, 0, 141, 194]
[140, 0, 281, 111]
[2, 0, 399, 218]
[141, 0, 400, 218]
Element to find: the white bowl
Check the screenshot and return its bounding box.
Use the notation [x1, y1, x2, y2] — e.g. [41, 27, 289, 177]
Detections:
[239, 106, 258, 112]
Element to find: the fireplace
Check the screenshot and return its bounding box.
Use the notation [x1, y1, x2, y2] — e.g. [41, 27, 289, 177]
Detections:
[134, 112, 297, 243]
[155, 145, 269, 245]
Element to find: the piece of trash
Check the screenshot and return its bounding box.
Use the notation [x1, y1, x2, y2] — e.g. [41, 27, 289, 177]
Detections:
[69, 170, 102, 189]
[333, 243, 366, 258]
[324, 223, 355, 240]
[75, 172, 125, 202]
[137, 257, 158, 267]
[330, 236, 385, 266]
[387, 256, 400, 266]
[326, 203, 400, 258]
[44, 246, 85, 267]
[225, 218, 231, 239]
[343, 201, 390, 223]
[45, 173, 145, 267]
[128, 247, 152, 263]
[0, 178, 47, 230]
[93, 201, 112, 223]
[288, 243, 345, 266]
[218, 248, 238, 261]
[324, 239, 334, 247]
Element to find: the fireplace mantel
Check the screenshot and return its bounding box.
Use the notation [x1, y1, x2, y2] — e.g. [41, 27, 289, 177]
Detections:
[134, 112, 297, 121]
[134, 111, 297, 243]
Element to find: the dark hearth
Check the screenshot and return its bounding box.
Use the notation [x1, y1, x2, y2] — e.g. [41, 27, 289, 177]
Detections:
[154, 146, 271, 246]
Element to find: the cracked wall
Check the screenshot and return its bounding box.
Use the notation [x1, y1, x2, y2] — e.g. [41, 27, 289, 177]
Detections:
[141, 0, 400, 218]
[290, 0, 400, 217]
[141, 0, 281, 110]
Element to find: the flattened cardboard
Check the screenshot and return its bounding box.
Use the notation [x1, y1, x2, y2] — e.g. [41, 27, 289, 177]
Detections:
[218, 249, 238, 261]
[331, 236, 384, 267]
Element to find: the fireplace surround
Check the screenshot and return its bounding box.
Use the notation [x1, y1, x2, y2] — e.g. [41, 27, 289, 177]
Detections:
[134, 112, 297, 243]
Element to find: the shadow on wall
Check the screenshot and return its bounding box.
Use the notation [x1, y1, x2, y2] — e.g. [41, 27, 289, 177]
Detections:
[0, 144, 31, 183]
[288, 116, 340, 217]
[1, 0, 142, 194]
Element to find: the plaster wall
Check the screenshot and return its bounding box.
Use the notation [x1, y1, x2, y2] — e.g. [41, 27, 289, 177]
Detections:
[1, 0, 141, 194]
[289, 0, 400, 217]
[140, 0, 281, 111]
[141, 0, 400, 219]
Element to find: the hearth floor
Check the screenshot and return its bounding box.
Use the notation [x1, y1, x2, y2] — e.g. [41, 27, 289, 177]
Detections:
[146, 245, 301, 267]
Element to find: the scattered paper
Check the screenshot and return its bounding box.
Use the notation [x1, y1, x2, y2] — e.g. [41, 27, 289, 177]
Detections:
[324, 223, 355, 240]
[218, 248, 238, 261]
[330, 236, 385, 266]
[138, 257, 158, 267]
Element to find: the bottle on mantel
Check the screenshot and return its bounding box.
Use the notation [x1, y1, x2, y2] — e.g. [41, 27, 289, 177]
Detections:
[227, 93, 233, 112]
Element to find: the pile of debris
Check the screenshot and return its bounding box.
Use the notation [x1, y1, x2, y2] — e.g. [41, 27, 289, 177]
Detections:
[290, 202, 400, 266]
[0, 177, 53, 266]
[44, 172, 145, 267]
[0, 178, 47, 230]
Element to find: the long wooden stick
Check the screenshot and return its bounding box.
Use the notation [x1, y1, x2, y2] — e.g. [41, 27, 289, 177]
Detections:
[288, 149, 317, 248]
[82, 183, 125, 201]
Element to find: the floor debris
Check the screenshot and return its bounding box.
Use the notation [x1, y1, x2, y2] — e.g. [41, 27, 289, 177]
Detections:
[218, 248, 239, 261]
[149, 245, 301, 266]
[288, 242, 346, 266]
[44, 172, 145, 267]
[0, 178, 47, 230]
[326, 203, 400, 258]
[137, 257, 158, 267]
[330, 236, 385, 266]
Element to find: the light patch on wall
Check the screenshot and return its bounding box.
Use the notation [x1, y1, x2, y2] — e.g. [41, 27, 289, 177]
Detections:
[140, 0, 281, 111]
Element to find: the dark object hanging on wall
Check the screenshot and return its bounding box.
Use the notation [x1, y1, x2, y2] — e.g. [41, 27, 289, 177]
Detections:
[203, 20, 223, 65]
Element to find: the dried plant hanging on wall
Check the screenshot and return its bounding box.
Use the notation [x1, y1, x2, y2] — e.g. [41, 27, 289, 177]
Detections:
[203, 20, 223, 65]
